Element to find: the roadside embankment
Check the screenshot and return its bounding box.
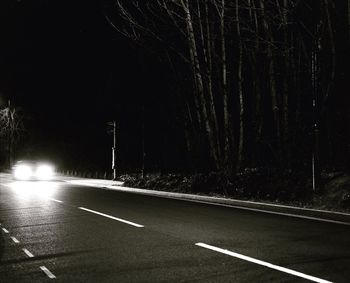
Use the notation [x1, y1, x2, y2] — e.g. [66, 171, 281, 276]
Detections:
[62, 170, 350, 225]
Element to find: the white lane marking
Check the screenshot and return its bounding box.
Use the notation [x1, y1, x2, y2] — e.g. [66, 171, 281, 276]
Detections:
[66, 179, 350, 226]
[40, 266, 56, 279]
[50, 198, 63, 203]
[2, 228, 9, 233]
[181, 199, 350, 226]
[70, 180, 350, 226]
[23, 248, 34, 258]
[78, 207, 144, 228]
[10, 236, 20, 243]
[195, 243, 332, 283]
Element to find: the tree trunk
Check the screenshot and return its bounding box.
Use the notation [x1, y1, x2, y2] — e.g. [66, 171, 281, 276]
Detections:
[219, 0, 233, 172]
[259, 0, 281, 162]
[248, 0, 262, 161]
[197, 0, 222, 165]
[278, 0, 291, 167]
[181, 0, 220, 170]
[322, 0, 336, 112]
[236, 0, 244, 171]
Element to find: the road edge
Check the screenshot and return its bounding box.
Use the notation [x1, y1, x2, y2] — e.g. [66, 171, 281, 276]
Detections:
[64, 178, 350, 225]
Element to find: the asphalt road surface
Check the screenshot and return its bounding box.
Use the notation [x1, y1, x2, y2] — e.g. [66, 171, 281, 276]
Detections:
[1, 173, 349, 282]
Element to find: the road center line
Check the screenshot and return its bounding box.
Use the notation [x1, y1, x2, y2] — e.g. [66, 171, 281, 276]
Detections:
[78, 207, 144, 228]
[23, 248, 34, 258]
[40, 266, 56, 279]
[195, 243, 332, 283]
[10, 236, 20, 243]
[2, 228, 9, 233]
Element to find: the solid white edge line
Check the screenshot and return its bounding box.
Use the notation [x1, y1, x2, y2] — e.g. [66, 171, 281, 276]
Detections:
[23, 248, 34, 258]
[65, 180, 350, 226]
[2, 228, 9, 233]
[10, 236, 20, 243]
[78, 207, 144, 228]
[66, 179, 350, 216]
[195, 243, 332, 283]
[40, 266, 56, 279]
[181, 199, 350, 226]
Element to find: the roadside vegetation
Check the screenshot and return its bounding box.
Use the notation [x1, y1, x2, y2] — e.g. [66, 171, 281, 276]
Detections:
[118, 170, 350, 213]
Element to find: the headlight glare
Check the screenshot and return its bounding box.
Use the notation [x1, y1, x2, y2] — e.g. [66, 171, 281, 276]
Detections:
[36, 164, 54, 180]
[14, 165, 32, 180]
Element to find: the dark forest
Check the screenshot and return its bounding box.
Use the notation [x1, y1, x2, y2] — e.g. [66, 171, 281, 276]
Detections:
[105, 0, 350, 174]
[1, 0, 349, 182]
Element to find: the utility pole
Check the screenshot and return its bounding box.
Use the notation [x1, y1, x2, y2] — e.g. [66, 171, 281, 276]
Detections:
[141, 106, 145, 179]
[112, 121, 117, 180]
[108, 121, 117, 180]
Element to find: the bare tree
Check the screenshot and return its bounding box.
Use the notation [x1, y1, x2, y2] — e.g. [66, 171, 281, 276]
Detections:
[0, 100, 24, 167]
[107, 0, 347, 173]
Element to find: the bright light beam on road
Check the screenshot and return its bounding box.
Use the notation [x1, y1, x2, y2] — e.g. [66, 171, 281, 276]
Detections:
[9, 181, 60, 199]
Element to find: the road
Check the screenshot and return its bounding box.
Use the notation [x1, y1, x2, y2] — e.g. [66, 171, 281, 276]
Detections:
[0, 173, 349, 282]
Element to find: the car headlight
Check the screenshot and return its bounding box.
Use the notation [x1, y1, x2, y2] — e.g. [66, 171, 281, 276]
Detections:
[36, 164, 54, 180]
[14, 165, 32, 180]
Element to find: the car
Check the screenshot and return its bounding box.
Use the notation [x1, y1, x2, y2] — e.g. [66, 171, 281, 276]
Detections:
[12, 160, 55, 181]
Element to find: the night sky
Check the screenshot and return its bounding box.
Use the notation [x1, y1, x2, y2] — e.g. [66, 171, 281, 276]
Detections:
[0, 1, 170, 171]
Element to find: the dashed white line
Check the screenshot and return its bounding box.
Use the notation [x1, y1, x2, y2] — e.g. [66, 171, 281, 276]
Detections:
[2, 228, 9, 233]
[50, 198, 63, 203]
[23, 248, 34, 258]
[10, 236, 20, 243]
[40, 266, 56, 279]
[78, 207, 144, 228]
[195, 243, 332, 283]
